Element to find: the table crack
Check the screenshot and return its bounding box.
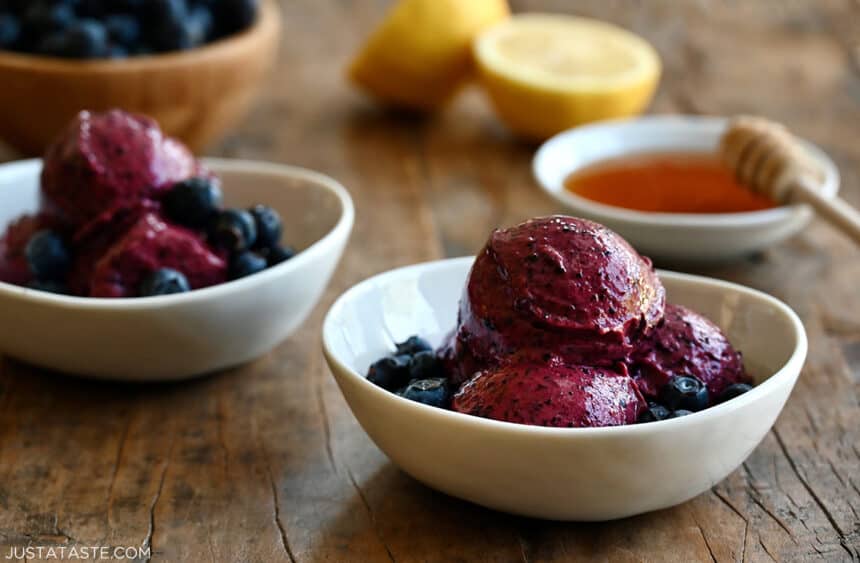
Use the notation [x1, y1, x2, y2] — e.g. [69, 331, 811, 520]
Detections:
[346, 467, 395, 563]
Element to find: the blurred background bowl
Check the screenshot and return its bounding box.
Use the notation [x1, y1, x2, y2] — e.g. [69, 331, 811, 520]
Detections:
[0, 0, 280, 156]
[0, 158, 353, 381]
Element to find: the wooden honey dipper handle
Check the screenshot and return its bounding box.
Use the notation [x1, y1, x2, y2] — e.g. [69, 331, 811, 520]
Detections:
[721, 116, 860, 246]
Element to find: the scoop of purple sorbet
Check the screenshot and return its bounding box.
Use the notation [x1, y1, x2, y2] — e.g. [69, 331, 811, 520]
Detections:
[446, 216, 665, 386]
[452, 359, 645, 428]
[631, 304, 751, 403]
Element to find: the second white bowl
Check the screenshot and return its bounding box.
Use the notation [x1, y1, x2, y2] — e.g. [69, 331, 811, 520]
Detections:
[323, 257, 807, 521]
[533, 115, 840, 261]
[0, 158, 354, 381]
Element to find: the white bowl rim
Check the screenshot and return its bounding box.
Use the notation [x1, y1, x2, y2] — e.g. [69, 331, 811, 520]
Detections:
[0, 158, 355, 310]
[322, 256, 808, 437]
[533, 114, 840, 228]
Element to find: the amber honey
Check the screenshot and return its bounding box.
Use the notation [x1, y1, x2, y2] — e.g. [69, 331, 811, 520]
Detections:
[564, 152, 776, 213]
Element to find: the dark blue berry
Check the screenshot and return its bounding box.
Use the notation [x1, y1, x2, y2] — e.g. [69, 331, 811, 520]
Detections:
[107, 43, 127, 58]
[164, 177, 222, 228]
[210, 209, 257, 252]
[637, 402, 672, 423]
[669, 409, 694, 419]
[41, 18, 109, 58]
[398, 378, 450, 408]
[25, 230, 70, 281]
[23, 3, 75, 35]
[0, 14, 21, 48]
[139, 268, 190, 296]
[367, 354, 411, 391]
[213, 0, 257, 36]
[660, 376, 709, 412]
[148, 0, 191, 52]
[395, 335, 432, 356]
[103, 14, 139, 46]
[27, 279, 67, 294]
[717, 383, 753, 404]
[264, 245, 295, 267]
[408, 350, 443, 381]
[229, 251, 266, 280]
[249, 204, 282, 249]
[186, 5, 212, 46]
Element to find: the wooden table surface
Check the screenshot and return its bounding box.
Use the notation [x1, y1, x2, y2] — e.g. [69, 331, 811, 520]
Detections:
[1, 1, 859, 561]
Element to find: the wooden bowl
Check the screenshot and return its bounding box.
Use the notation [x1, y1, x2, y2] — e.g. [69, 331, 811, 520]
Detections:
[0, 1, 280, 155]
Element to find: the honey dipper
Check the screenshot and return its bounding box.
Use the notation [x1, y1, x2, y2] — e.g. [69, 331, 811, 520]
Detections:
[721, 116, 860, 246]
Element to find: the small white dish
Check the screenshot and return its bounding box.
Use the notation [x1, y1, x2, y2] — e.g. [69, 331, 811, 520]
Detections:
[533, 115, 840, 261]
[0, 158, 354, 381]
[322, 257, 807, 521]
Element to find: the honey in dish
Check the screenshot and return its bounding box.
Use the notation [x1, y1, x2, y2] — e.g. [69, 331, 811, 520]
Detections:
[564, 152, 776, 213]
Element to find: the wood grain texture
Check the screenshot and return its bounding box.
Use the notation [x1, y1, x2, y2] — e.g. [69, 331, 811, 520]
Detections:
[0, 1, 858, 561]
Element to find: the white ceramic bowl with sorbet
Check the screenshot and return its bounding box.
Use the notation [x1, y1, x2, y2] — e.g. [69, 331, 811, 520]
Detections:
[323, 257, 806, 521]
[0, 159, 353, 380]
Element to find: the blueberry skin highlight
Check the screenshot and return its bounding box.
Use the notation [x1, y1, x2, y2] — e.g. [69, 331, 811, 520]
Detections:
[367, 355, 411, 391]
[398, 378, 450, 408]
[211, 209, 257, 252]
[164, 177, 223, 229]
[139, 268, 191, 297]
[25, 230, 70, 281]
[659, 376, 709, 412]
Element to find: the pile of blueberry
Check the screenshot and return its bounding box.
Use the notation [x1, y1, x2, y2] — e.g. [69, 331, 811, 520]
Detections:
[0, 0, 258, 59]
[148, 175, 296, 296]
[637, 376, 753, 423]
[366, 336, 451, 408]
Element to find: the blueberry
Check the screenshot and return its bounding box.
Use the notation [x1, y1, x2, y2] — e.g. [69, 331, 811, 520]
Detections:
[0, 14, 20, 48]
[25, 230, 70, 281]
[147, 0, 187, 22]
[27, 279, 67, 294]
[717, 383, 753, 404]
[107, 43, 127, 58]
[398, 378, 450, 408]
[210, 209, 257, 252]
[669, 409, 694, 419]
[139, 268, 190, 296]
[103, 14, 140, 46]
[659, 375, 709, 412]
[76, 0, 107, 18]
[187, 5, 212, 45]
[367, 354, 411, 391]
[148, 0, 191, 52]
[23, 3, 75, 35]
[248, 204, 282, 249]
[229, 251, 267, 280]
[263, 245, 295, 267]
[408, 350, 443, 381]
[41, 18, 109, 58]
[213, 0, 257, 36]
[395, 335, 432, 356]
[164, 177, 222, 228]
[637, 402, 672, 423]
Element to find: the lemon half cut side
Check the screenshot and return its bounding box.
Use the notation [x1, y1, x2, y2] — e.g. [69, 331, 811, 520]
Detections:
[474, 14, 661, 139]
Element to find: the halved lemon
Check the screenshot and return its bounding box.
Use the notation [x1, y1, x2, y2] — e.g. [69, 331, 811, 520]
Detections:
[349, 0, 510, 111]
[474, 14, 661, 139]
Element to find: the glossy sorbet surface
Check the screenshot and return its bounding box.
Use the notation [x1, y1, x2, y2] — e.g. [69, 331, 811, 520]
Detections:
[370, 215, 753, 429]
[564, 152, 776, 214]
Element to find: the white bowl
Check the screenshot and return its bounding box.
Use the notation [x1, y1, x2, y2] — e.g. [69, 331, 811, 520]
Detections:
[322, 257, 807, 521]
[0, 158, 354, 381]
[533, 115, 840, 262]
